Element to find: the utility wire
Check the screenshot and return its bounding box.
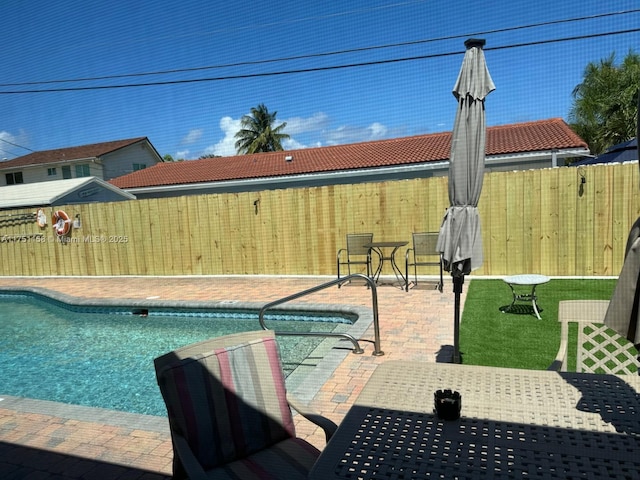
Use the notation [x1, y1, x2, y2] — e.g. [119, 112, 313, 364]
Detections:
[0, 148, 18, 159]
[0, 27, 638, 95]
[0, 137, 35, 152]
[0, 8, 638, 88]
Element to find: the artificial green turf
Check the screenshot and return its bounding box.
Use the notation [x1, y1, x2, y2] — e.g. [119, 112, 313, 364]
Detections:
[459, 278, 617, 370]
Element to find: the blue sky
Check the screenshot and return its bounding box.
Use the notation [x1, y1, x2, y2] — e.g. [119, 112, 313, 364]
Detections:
[0, 0, 638, 160]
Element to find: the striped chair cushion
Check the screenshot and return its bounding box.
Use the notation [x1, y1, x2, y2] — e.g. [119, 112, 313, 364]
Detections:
[210, 437, 321, 479]
[156, 334, 296, 471]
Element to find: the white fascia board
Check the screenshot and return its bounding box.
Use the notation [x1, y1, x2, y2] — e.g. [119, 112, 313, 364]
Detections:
[485, 148, 591, 164]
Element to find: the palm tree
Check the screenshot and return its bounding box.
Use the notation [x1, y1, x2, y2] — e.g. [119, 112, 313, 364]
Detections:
[234, 104, 290, 154]
[569, 51, 640, 155]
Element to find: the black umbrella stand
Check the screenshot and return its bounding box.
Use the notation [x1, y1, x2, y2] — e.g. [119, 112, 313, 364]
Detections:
[452, 272, 465, 364]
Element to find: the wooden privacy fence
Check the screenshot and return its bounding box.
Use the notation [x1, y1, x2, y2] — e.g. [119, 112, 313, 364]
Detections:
[1, 162, 639, 277]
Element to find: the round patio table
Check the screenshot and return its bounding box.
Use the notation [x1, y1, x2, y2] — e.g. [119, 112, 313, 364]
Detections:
[501, 274, 550, 319]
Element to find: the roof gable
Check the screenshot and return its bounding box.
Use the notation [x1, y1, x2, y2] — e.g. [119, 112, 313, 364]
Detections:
[0, 137, 149, 169]
[111, 118, 587, 189]
[0, 177, 136, 209]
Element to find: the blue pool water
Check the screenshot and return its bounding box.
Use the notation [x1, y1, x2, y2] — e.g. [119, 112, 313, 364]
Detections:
[0, 293, 352, 416]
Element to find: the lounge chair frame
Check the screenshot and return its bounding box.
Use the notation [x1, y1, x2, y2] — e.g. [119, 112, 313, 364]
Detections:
[337, 233, 374, 283]
[405, 232, 444, 292]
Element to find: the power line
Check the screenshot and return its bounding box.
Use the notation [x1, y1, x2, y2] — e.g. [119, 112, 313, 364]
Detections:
[0, 137, 34, 152]
[0, 27, 638, 95]
[0, 148, 18, 159]
[0, 8, 638, 88]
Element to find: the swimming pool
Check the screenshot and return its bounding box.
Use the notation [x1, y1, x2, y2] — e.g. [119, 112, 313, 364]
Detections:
[0, 290, 355, 416]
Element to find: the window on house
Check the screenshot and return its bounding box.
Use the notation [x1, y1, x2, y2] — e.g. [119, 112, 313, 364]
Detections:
[5, 172, 24, 185]
[133, 163, 147, 171]
[62, 166, 72, 179]
[75, 164, 90, 177]
[47, 167, 57, 176]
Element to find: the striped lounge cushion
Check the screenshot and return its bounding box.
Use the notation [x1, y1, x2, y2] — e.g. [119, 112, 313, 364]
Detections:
[156, 334, 297, 472]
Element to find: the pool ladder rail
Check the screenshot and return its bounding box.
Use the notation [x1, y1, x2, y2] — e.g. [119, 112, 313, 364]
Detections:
[258, 274, 383, 356]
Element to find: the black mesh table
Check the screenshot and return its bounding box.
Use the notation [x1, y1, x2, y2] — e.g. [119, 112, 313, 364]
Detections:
[364, 241, 408, 288]
[310, 361, 640, 480]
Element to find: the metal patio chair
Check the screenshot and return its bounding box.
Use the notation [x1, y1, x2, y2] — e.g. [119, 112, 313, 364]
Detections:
[405, 232, 443, 292]
[549, 300, 639, 374]
[337, 233, 374, 284]
[154, 330, 337, 480]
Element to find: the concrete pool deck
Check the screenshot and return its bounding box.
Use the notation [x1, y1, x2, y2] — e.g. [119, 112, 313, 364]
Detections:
[0, 275, 463, 479]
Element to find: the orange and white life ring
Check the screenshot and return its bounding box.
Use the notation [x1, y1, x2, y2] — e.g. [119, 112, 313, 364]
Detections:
[36, 208, 47, 228]
[52, 210, 72, 236]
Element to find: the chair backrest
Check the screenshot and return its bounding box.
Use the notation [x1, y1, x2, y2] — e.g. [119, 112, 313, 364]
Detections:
[412, 232, 440, 258]
[154, 330, 295, 471]
[346, 233, 373, 256]
[575, 322, 639, 374]
[557, 300, 639, 374]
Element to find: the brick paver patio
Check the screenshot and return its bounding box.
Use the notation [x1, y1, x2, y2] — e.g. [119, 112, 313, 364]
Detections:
[0, 275, 463, 479]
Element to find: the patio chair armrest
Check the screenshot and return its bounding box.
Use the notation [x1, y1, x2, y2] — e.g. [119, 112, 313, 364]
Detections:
[548, 303, 575, 371]
[286, 393, 338, 442]
[548, 328, 568, 371]
[549, 300, 610, 371]
[405, 247, 414, 264]
[172, 432, 210, 480]
[337, 248, 346, 263]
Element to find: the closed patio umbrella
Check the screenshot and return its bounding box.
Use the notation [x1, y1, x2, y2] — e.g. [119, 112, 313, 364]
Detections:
[437, 38, 495, 363]
[603, 92, 640, 349]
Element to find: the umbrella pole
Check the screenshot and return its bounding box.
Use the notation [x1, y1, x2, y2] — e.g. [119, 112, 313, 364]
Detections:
[452, 274, 465, 363]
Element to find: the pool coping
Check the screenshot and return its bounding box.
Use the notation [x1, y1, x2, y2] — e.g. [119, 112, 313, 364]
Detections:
[0, 285, 374, 423]
[0, 394, 170, 434]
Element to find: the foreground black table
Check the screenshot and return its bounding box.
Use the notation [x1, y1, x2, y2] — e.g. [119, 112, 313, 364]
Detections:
[310, 361, 640, 479]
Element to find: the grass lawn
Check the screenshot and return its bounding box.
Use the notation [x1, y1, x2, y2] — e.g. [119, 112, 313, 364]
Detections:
[459, 278, 617, 370]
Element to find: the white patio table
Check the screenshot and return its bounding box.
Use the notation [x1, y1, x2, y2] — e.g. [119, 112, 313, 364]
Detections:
[310, 361, 640, 479]
[502, 274, 550, 319]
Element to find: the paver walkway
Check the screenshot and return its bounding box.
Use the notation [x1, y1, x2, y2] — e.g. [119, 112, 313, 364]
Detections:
[0, 275, 463, 479]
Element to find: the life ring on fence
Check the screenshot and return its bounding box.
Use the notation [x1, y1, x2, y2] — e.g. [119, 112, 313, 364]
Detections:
[52, 210, 72, 236]
[36, 208, 47, 228]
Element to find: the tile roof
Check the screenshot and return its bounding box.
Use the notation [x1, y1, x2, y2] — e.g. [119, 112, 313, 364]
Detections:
[0, 137, 149, 169]
[111, 118, 587, 189]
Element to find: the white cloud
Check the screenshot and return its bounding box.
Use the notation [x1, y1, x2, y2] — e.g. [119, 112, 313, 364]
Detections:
[181, 129, 203, 145]
[175, 149, 190, 160]
[0, 131, 15, 142]
[283, 112, 329, 134]
[325, 122, 390, 145]
[368, 122, 387, 138]
[0, 130, 28, 161]
[282, 138, 322, 150]
[204, 116, 241, 157]
[201, 113, 388, 157]
[203, 112, 328, 157]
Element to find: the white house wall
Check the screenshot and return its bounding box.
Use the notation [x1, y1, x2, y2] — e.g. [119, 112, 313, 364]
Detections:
[100, 142, 160, 180]
[0, 141, 161, 186]
[1, 161, 104, 186]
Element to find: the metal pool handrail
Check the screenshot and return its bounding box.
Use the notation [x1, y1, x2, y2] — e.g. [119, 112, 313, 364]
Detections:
[258, 274, 383, 356]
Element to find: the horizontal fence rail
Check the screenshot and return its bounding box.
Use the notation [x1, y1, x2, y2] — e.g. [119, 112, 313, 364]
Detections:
[1, 162, 639, 278]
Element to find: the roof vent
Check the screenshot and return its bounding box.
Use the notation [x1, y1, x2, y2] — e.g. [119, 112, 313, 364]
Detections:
[284, 155, 293, 162]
